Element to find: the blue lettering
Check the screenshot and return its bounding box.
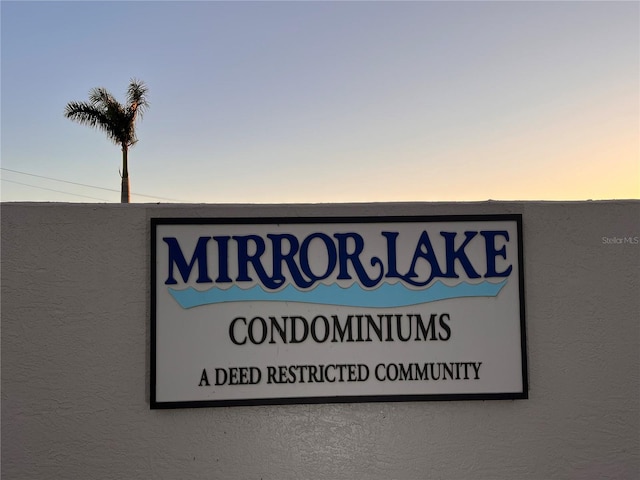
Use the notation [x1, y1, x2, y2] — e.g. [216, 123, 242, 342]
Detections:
[234, 235, 282, 289]
[299, 233, 337, 283]
[334, 232, 383, 288]
[163, 226, 512, 290]
[268, 233, 313, 289]
[213, 236, 232, 283]
[481, 230, 512, 277]
[382, 231, 402, 279]
[164, 236, 213, 285]
[441, 231, 481, 279]
[404, 231, 444, 286]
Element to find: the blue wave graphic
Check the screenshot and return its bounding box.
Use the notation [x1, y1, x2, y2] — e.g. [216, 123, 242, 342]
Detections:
[168, 280, 507, 309]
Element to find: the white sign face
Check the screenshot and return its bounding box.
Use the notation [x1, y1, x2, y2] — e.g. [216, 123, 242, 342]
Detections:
[151, 215, 527, 408]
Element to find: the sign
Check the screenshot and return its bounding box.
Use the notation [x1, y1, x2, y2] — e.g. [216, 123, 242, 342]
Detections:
[151, 215, 527, 408]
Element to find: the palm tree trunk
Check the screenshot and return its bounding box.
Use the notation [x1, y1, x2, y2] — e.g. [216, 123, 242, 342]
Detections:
[121, 145, 130, 203]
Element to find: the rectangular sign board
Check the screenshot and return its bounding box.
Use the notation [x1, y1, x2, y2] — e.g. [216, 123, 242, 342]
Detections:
[151, 215, 527, 408]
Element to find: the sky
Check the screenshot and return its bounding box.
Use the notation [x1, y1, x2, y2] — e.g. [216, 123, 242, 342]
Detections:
[1, 1, 638, 204]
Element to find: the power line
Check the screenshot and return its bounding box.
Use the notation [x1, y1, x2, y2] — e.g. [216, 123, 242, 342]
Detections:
[2, 178, 112, 202]
[0, 167, 184, 202]
[2, 167, 119, 193]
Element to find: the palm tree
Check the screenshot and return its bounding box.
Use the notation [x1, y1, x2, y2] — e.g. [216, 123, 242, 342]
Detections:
[65, 79, 149, 203]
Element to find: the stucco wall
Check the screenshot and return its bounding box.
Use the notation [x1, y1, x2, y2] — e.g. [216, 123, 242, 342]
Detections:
[2, 201, 638, 479]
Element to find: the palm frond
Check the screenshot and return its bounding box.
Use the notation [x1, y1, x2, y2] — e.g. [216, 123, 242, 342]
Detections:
[126, 79, 149, 120]
[64, 102, 106, 127]
[65, 100, 123, 145]
[88, 87, 116, 107]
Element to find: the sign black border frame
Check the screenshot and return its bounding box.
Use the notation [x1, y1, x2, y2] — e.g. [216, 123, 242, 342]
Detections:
[150, 214, 527, 409]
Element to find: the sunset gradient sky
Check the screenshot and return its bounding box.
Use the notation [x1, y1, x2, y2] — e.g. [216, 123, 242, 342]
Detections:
[1, 1, 638, 203]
